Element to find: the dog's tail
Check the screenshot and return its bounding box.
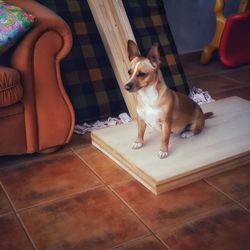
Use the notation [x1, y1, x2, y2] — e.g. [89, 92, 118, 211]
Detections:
[204, 112, 214, 119]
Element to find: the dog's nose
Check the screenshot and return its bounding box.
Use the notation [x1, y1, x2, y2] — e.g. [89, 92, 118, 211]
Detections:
[125, 82, 133, 91]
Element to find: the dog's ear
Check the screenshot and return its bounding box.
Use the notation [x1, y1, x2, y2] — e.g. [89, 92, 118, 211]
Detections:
[147, 43, 161, 67]
[127, 40, 140, 61]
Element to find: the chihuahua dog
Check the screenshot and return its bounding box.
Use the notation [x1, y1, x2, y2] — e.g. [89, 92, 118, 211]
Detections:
[125, 40, 213, 159]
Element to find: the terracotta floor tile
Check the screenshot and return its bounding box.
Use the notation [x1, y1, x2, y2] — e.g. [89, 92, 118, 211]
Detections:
[182, 60, 227, 78]
[0, 152, 102, 209]
[0, 184, 12, 215]
[220, 67, 250, 84]
[0, 134, 91, 168]
[112, 180, 233, 231]
[0, 213, 33, 250]
[206, 164, 250, 210]
[64, 133, 91, 151]
[157, 205, 250, 250]
[112, 235, 167, 250]
[189, 74, 248, 99]
[0, 153, 42, 169]
[19, 186, 150, 250]
[75, 146, 132, 185]
[210, 87, 250, 101]
[240, 196, 250, 210]
[0, 146, 71, 169]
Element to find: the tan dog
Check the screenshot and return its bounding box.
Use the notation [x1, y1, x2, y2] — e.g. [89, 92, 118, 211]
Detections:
[125, 40, 213, 158]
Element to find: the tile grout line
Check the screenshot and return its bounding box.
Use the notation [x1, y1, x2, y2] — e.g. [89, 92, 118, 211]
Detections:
[186, 65, 250, 81]
[153, 202, 240, 236]
[73, 150, 171, 249]
[218, 74, 250, 86]
[110, 186, 242, 248]
[73, 148, 125, 188]
[110, 234, 170, 250]
[72, 149, 134, 187]
[1, 149, 105, 213]
[0, 181, 17, 212]
[154, 232, 172, 250]
[16, 213, 38, 250]
[0, 182, 37, 249]
[0, 181, 13, 217]
[108, 184, 172, 250]
[15, 184, 104, 213]
[204, 179, 250, 213]
[69, 143, 90, 152]
[72, 119, 250, 247]
[72, 146, 248, 247]
[185, 68, 228, 80]
[0, 149, 74, 170]
[72, 149, 112, 185]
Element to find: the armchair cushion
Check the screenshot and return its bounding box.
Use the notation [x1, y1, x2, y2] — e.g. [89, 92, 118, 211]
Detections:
[0, 0, 35, 55]
[0, 66, 23, 107]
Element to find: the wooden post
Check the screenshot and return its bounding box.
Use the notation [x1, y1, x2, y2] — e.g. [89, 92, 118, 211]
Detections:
[87, 0, 137, 119]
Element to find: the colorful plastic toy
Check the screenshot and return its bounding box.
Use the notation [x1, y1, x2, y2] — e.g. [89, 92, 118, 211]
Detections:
[200, 0, 249, 67]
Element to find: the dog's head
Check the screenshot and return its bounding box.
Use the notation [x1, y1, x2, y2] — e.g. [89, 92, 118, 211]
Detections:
[125, 40, 161, 92]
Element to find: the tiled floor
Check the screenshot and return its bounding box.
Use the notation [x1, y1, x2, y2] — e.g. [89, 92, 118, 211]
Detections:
[0, 59, 250, 250]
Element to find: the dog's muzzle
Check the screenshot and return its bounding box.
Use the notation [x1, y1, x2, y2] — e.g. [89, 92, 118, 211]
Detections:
[125, 82, 133, 92]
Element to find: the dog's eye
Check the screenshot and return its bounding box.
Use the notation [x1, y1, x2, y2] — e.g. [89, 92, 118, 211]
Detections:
[137, 72, 146, 77]
[128, 69, 132, 75]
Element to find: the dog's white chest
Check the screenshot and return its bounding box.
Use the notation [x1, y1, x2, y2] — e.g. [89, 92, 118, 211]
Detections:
[137, 86, 162, 131]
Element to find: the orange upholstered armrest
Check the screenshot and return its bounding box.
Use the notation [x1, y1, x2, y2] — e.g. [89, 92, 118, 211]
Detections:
[6, 0, 72, 71]
[5, 0, 74, 153]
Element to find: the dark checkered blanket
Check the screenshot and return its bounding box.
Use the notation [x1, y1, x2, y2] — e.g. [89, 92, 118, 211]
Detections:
[38, 0, 126, 123]
[123, 0, 189, 94]
[38, 0, 189, 123]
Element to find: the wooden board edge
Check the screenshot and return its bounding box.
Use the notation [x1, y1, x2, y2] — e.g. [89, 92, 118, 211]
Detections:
[156, 152, 250, 194]
[156, 150, 250, 186]
[92, 130, 250, 195]
[91, 132, 158, 194]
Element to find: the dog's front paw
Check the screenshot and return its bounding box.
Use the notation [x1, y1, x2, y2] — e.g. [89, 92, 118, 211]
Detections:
[158, 150, 168, 159]
[132, 142, 143, 150]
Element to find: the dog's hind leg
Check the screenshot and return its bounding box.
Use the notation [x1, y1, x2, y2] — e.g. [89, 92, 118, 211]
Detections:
[180, 130, 194, 139]
[180, 115, 205, 139]
[180, 124, 192, 139]
[184, 116, 205, 139]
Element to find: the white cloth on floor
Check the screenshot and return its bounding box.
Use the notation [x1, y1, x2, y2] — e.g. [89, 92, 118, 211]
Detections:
[189, 86, 215, 105]
[74, 113, 132, 135]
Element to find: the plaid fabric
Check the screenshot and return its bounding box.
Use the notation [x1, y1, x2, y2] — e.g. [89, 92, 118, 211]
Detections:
[38, 0, 127, 123]
[38, 0, 189, 123]
[123, 0, 190, 95]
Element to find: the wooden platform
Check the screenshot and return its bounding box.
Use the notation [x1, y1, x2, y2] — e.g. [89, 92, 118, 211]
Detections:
[91, 97, 250, 194]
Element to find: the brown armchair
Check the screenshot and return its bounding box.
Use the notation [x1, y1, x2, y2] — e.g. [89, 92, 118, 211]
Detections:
[0, 0, 75, 155]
